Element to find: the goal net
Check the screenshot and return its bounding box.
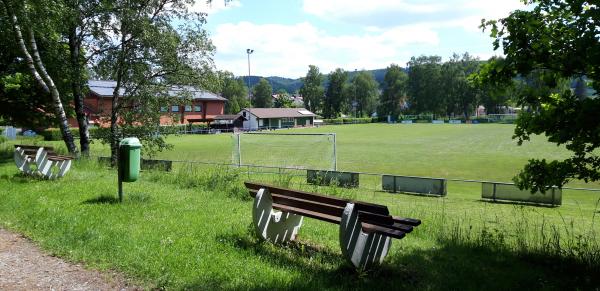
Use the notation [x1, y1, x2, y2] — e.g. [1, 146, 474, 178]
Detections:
[232, 132, 337, 170]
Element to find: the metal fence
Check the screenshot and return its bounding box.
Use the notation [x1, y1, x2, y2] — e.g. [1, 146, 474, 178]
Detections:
[95, 155, 600, 206]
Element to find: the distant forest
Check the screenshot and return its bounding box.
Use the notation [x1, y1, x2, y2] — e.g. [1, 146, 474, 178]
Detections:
[242, 69, 390, 94]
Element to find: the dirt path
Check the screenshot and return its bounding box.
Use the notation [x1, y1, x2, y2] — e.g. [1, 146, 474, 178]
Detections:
[0, 228, 139, 291]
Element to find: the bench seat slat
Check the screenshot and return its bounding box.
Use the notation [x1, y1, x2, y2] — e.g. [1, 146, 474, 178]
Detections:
[392, 216, 421, 226]
[271, 203, 342, 224]
[47, 156, 73, 161]
[358, 211, 414, 233]
[361, 223, 406, 240]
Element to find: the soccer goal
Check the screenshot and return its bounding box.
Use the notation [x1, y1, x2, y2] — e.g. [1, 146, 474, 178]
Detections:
[232, 132, 337, 170]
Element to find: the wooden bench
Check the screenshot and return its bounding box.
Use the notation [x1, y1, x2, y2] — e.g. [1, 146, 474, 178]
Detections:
[244, 181, 421, 269]
[13, 145, 73, 179]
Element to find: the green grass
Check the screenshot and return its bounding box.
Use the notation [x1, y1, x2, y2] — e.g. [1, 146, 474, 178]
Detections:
[79, 123, 595, 185]
[1, 124, 599, 290]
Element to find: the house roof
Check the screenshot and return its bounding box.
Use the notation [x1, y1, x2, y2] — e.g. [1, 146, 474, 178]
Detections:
[88, 80, 227, 101]
[243, 108, 316, 118]
[214, 114, 246, 121]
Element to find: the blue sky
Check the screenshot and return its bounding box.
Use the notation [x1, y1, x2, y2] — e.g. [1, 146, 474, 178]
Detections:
[192, 0, 526, 78]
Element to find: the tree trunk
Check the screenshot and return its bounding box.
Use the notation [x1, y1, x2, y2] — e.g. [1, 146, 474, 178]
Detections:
[28, 29, 78, 154]
[68, 26, 91, 156]
[2, 0, 77, 154]
[110, 32, 128, 166]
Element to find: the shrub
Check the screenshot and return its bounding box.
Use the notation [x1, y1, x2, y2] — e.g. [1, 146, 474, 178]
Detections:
[0, 135, 7, 144]
[322, 117, 376, 125]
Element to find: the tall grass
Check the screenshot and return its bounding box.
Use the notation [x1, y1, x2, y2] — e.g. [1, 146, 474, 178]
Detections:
[145, 162, 249, 201]
[431, 200, 600, 270]
[162, 162, 600, 271]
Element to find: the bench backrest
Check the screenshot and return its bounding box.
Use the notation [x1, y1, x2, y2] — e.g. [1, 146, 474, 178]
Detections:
[244, 181, 390, 217]
[14, 144, 55, 151]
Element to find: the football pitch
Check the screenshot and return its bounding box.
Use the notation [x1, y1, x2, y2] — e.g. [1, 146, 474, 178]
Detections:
[95, 123, 589, 185]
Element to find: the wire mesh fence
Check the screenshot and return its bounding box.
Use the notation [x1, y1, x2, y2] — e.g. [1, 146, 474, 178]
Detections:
[94, 155, 600, 206]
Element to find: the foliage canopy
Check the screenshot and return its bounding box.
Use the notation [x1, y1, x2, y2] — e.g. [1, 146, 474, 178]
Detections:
[481, 0, 600, 192]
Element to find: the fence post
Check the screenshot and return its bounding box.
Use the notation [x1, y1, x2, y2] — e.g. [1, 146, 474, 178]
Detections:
[237, 133, 242, 167]
[333, 133, 337, 171]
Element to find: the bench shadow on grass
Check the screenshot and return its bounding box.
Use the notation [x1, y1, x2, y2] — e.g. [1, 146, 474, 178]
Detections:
[184, 232, 599, 291]
[1, 173, 47, 183]
[476, 199, 560, 208]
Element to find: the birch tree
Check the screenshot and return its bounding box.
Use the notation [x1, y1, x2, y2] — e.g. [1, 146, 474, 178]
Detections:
[1, 0, 77, 153]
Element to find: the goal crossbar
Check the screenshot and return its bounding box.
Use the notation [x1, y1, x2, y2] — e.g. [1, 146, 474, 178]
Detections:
[233, 132, 337, 170]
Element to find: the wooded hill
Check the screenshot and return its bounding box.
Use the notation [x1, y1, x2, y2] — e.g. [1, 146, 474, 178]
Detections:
[242, 68, 390, 93]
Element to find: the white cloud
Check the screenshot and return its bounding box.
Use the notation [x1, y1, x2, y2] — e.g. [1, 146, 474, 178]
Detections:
[189, 0, 242, 14]
[209, 0, 528, 78]
[303, 0, 526, 30]
[211, 21, 438, 78]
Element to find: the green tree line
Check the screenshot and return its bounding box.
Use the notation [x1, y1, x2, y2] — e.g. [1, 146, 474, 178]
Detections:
[297, 53, 524, 120]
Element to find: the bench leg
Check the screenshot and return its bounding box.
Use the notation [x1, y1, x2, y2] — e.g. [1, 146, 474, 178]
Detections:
[339, 203, 391, 269]
[252, 187, 303, 243]
[35, 148, 55, 178]
[56, 159, 72, 178]
[14, 148, 35, 175]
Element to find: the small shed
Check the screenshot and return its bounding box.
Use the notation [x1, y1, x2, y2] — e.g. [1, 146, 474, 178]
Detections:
[239, 108, 316, 130]
[211, 114, 246, 131]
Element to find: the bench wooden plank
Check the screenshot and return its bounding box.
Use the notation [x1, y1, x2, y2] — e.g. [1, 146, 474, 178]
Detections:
[270, 203, 408, 240]
[361, 223, 406, 240]
[250, 189, 344, 218]
[251, 189, 416, 235]
[271, 202, 342, 224]
[14, 145, 55, 151]
[392, 216, 421, 226]
[272, 193, 344, 218]
[358, 211, 414, 233]
[245, 181, 390, 215]
[47, 156, 74, 161]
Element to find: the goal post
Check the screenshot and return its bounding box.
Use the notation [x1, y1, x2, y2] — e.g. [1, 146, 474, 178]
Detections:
[232, 132, 337, 171]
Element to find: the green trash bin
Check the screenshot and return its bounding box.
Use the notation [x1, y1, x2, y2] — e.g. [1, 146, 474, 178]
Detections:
[119, 137, 141, 182]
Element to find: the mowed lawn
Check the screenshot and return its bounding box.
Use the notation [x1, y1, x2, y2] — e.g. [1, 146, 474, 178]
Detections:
[1, 123, 599, 290]
[92, 123, 583, 183]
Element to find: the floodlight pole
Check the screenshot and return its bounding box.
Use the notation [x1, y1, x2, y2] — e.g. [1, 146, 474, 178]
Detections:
[246, 48, 254, 103]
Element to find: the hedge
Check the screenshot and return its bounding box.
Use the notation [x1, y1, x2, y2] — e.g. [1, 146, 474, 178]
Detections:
[40, 128, 80, 141]
[322, 117, 376, 124]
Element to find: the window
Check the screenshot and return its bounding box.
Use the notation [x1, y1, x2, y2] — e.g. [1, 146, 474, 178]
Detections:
[171, 105, 180, 112]
[194, 105, 202, 112]
[185, 105, 192, 112]
[282, 117, 293, 123]
[160, 106, 168, 112]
